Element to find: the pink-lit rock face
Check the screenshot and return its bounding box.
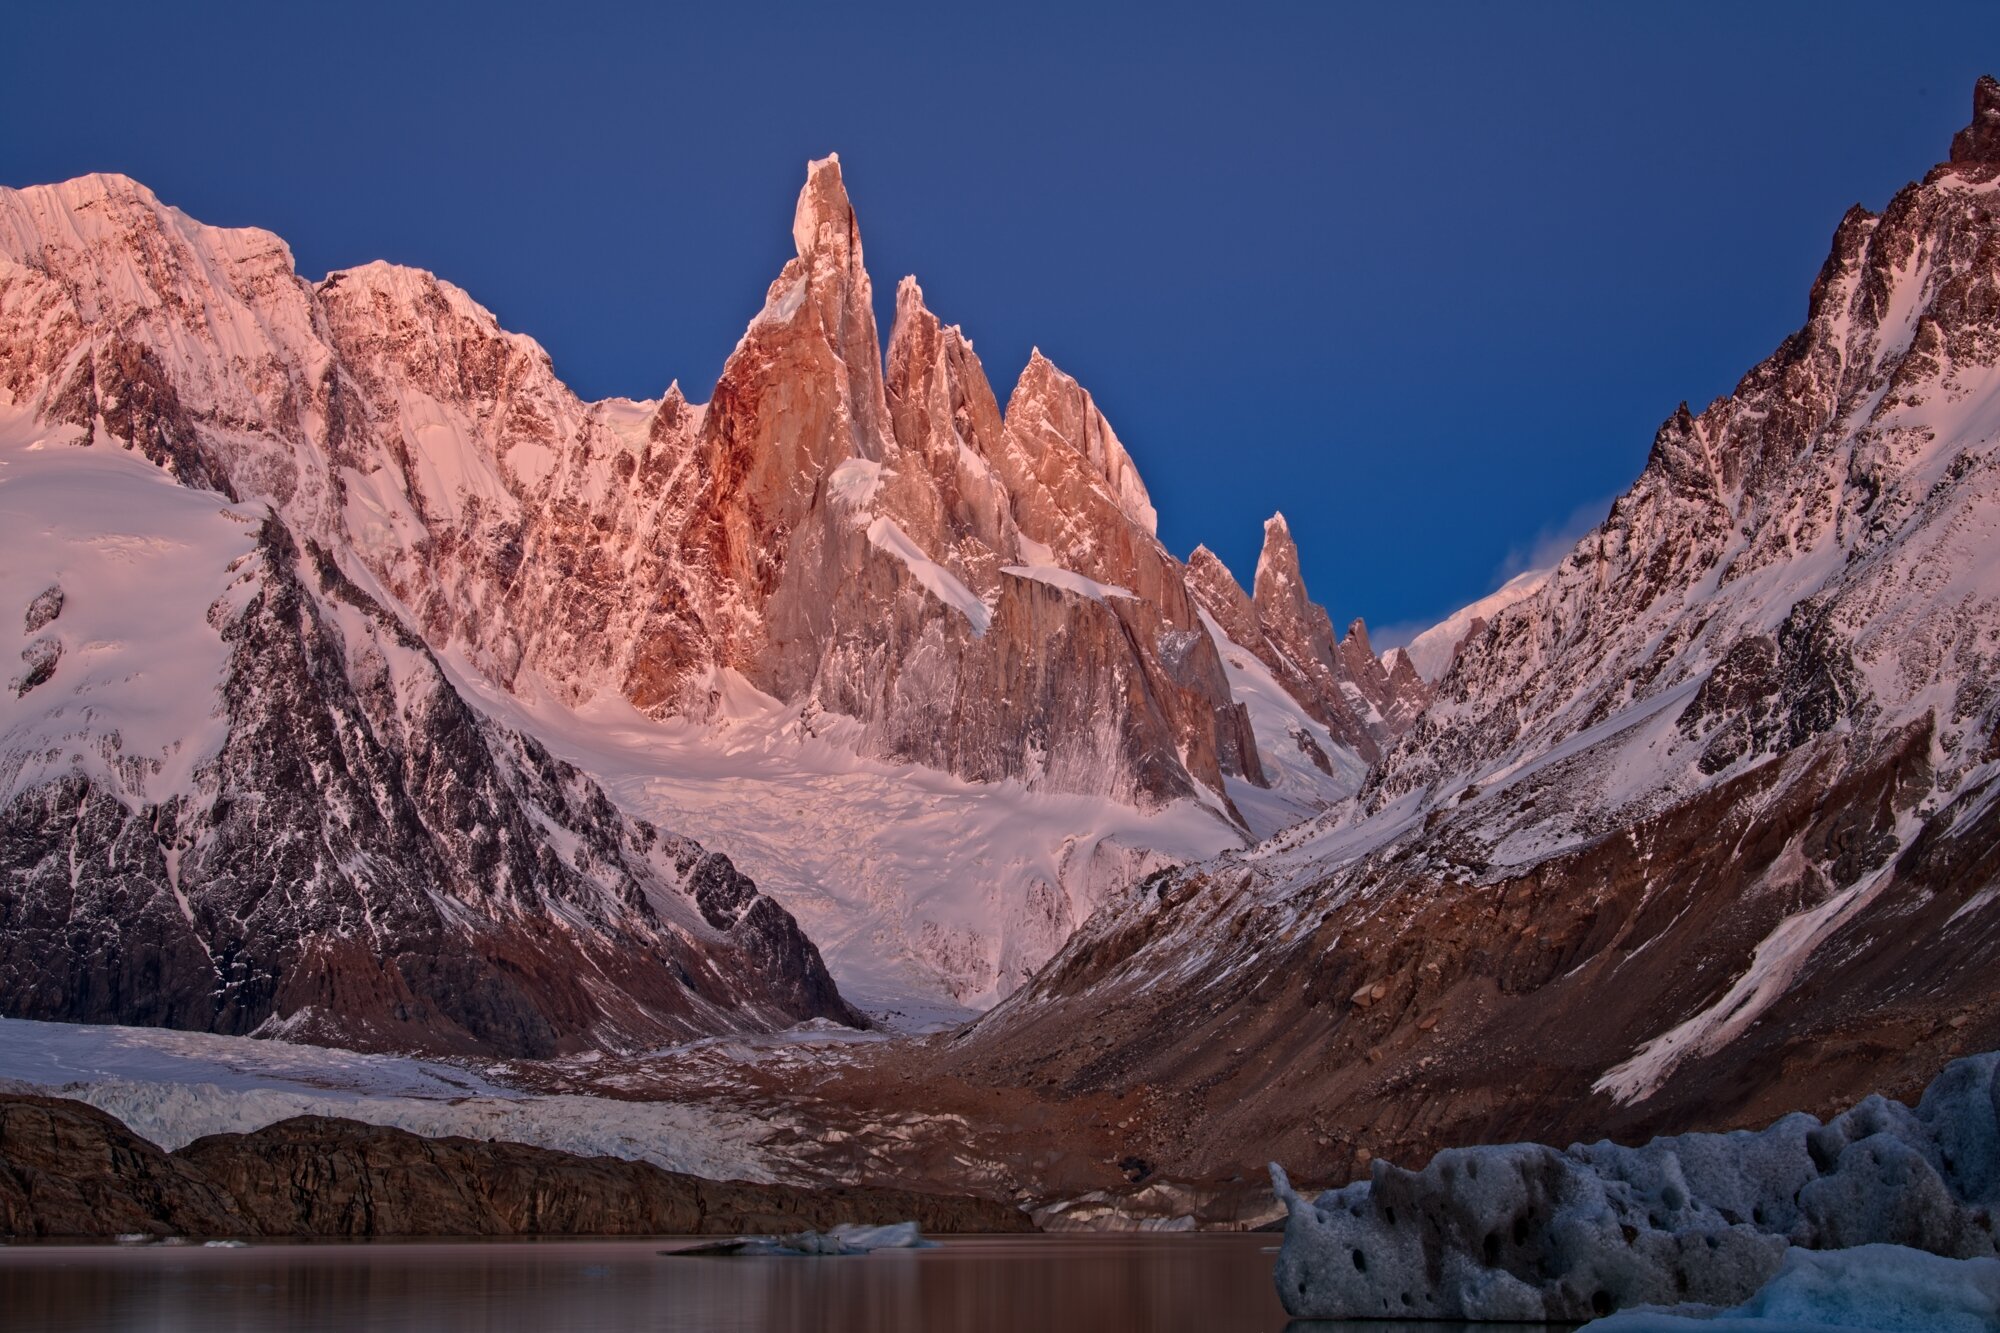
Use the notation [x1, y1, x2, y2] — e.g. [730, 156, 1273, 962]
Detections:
[0, 156, 1395, 814]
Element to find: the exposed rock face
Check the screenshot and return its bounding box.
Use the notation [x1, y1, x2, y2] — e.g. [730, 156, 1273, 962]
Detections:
[0, 1094, 1033, 1238]
[942, 78, 2000, 1188]
[0, 1095, 248, 1238]
[1270, 1050, 2000, 1320]
[1952, 74, 2000, 165]
[1398, 569, 1552, 684]
[174, 1114, 1034, 1238]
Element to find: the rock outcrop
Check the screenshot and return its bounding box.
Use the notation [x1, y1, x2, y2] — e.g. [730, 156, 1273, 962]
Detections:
[1951, 74, 2000, 165]
[0, 1093, 1033, 1238]
[0, 1095, 249, 1239]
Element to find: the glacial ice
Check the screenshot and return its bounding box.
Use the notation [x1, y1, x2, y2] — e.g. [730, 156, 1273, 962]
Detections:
[1271, 1051, 2000, 1320]
[666, 1220, 935, 1257]
[1578, 1244, 2000, 1332]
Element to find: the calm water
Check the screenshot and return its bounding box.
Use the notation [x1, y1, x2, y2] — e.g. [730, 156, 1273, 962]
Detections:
[0, 1234, 1558, 1333]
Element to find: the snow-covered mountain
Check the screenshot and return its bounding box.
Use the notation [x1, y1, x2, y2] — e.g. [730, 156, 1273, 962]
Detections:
[1399, 567, 1551, 683]
[947, 77, 2000, 1182]
[0, 155, 1419, 1031]
[0, 404, 859, 1056]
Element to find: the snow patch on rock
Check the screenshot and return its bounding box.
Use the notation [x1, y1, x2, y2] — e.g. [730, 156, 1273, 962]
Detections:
[1403, 568, 1552, 684]
[0, 408, 264, 806]
[825, 456, 884, 510]
[1000, 564, 1137, 603]
[866, 515, 991, 635]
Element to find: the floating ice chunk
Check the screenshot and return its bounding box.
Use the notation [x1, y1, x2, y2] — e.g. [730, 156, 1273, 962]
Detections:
[1271, 1050, 2000, 1321]
[825, 1221, 933, 1250]
[662, 1220, 935, 1257]
[1269, 1153, 1785, 1322]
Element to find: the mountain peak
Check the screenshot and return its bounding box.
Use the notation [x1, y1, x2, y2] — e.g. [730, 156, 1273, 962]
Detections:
[1004, 350, 1159, 536]
[43, 171, 161, 208]
[1254, 511, 1306, 607]
[1256, 512, 1299, 580]
[1186, 544, 1253, 618]
[1950, 75, 2000, 164]
[892, 273, 941, 336]
[792, 153, 858, 262]
[1020, 345, 1058, 382]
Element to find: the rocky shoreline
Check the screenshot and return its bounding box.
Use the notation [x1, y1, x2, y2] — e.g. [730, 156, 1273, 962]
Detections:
[0, 1094, 1034, 1240]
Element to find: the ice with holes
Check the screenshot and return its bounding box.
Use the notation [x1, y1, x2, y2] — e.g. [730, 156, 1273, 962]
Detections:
[1270, 1051, 2000, 1321]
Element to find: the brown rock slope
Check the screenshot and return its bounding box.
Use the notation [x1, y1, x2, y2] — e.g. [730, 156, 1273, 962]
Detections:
[0, 1095, 1032, 1239]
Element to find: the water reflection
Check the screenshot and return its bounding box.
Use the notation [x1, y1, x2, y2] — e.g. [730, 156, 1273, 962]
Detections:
[1287, 1323, 1577, 1332]
[3, 1235, 1306, 1333]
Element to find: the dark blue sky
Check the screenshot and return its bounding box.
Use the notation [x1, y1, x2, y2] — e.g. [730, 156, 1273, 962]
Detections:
[6, 3, 1997, 642]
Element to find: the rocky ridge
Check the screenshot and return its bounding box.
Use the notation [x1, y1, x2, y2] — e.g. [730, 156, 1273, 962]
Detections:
[1188, 515, 1429, 768]
[0, 454, 857, 1056]
[0, 1093, 1032, 1238]
[941, 76, 2000, 1190]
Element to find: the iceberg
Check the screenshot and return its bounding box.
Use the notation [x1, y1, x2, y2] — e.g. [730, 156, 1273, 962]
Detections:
[661, 1220, 936, 1257]
[1271, 1051, 2000, 1320]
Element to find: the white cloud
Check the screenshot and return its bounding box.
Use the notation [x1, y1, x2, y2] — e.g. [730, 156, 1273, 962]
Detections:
[1493, 494, 1614, 584]
[1368, 495, 1614, 653]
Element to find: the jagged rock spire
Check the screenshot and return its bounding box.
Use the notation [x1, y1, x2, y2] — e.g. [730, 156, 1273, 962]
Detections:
[1232, 512, 1431, 762]
[1006, 349, 1158, 536]
[1949, 74, 2000, 164]
[883, 273, 1012, 555]
[1252, 511, 1314, 626]
[1186, 544, 1262, 652]
[792, 153, 861, 265]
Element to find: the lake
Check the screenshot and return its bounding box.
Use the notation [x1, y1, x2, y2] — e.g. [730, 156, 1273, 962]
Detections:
[0, 1233, 1571, 1332]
